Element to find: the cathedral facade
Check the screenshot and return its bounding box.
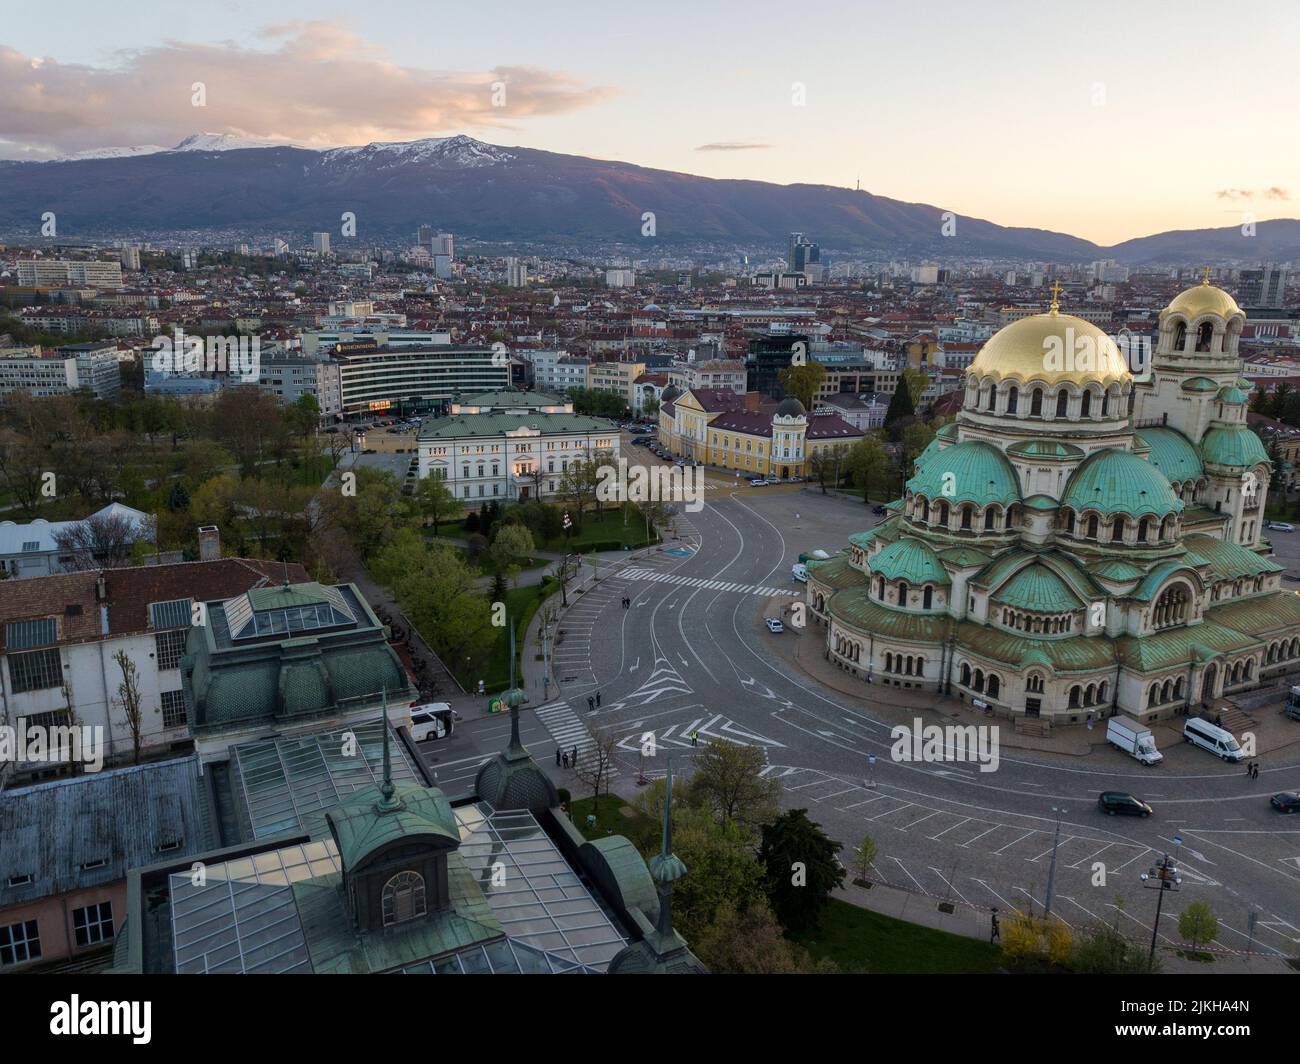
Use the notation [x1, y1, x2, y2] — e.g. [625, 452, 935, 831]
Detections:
[806, 279, 1300, 725]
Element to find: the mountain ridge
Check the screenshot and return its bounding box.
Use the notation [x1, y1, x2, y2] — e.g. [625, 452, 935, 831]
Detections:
[2, 134, 1297, 263]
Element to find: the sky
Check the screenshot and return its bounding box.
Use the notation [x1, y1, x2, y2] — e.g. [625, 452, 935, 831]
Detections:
[1, 0, 1297, 245]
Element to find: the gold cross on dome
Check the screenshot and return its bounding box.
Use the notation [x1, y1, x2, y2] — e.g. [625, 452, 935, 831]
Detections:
[1202, 265, 1212, 286]
[1049, 280, 1061, 313]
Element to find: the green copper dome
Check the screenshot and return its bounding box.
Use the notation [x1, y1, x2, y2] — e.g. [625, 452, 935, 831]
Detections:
[1061, 448, 1183, 518]
[1200, 425, 1269, 469]
[1135, 427, 1203, 483]
[906, 439, 1021, 508]
[1216, 386, 1248, 404]
[1181, 376, 1219, 393]
[992, 564, 1084, 612]
[868, 537, 950, 585]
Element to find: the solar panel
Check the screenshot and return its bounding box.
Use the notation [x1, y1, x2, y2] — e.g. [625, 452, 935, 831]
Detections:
[5, 618, 57, 650]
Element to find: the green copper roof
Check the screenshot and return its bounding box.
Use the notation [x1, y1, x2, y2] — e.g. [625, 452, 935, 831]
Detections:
[1135, 427, 1203, 483]
[246, 583, 333, 609]
[953, 622, 1116, 673]
[805, 553, 868, 590]
[1021, 493, 1059, 511]
[827, 592, 952, 643]
[1006, 439, 1084, 460]
[971, 548, 1102, 602]
[1200, 425, 1269, 469]
[327, 782, 459, 873]
[868, 537, 950, 585]
[915, 437, 945, 470]
[1113, 620, 1259, 672]
[906, 439, 1021, 507]
[1181, 376, 1219, 393]
[1217, 386, 1248, 404]
[937, 545, 993, 568]
[936, 422, 958, 441]
[992, 564, 1084, 612]
[460, 389, 566, 407]
[1183, 533, 1283, 581]
[417, 410, 618, 440]
[1132, 560, 1203, 603]
[1061, 447, 1184, 518]
[1089, 558, 1145, 582]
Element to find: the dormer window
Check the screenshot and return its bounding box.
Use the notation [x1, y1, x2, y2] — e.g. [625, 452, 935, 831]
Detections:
[382, 871, 427, 927]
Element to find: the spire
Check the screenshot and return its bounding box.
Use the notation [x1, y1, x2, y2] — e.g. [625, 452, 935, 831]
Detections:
[377, 687, 401, 813]
[1202, 265, 1212, 287]
[1048, 279, 1062, 315]
[661, 759, 675, 858]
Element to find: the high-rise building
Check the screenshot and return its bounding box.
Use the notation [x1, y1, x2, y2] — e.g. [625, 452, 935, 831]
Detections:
[506, 257, 528, 287]
[434, 232, 454, 258]
[15, 259, 124, 288]
[787, 233, 820, 272]
[418, 224, 433, 247]
[1236, 265, 1288, 307]
[312, 232, 331, 256]
[119, 245, 141, 271]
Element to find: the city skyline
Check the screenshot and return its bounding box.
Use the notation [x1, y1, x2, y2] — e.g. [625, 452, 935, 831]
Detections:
[0, 0, 1296, 245]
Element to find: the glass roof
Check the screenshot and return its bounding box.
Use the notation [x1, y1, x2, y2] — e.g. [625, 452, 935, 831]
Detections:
[226, 584, 356, 642]
[231, 718, 421, 840]
[397, 937, 596, 975]
[456, 804, 627, 972]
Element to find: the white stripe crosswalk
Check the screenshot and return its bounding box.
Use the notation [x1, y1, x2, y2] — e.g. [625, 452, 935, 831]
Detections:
[534, 701, 619, 778]
[615, 568, 796, 598]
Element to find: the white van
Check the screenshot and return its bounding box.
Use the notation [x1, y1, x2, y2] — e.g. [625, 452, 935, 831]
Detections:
[792, 563, 808, 583]
[1183, 716, 1245, 762]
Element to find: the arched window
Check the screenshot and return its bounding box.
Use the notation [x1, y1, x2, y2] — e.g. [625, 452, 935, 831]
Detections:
[986, 386, 997, 411]
[1030, 388, 1043, 416]
[1101, 391, 1110, 417]
[984, 508, 996, 530]
[1173, 322, 1187, 350]
[898, 581, 909, 605]
[923, 586, 934, 609]
[1007, 386, 1019, 414]
[961, 506, 973, 530]
[382, 871, 427, 927]
[1055, 389, 1069, 418]
[876, 575, 885, 599]
[1137, 517, 1149, 543]
[1080, 391, 1092, 419]
[987, 674, 1000, 699]
[1086, 514, 1099, 539]
[1196, 322, 1213, 352]
[960, 662, 971, 686]
[1111, 516, 1125, 542]
[1069, 685, 1080, 708]
[1065, 510, 1076, 534]
[974, 669, 985, 693]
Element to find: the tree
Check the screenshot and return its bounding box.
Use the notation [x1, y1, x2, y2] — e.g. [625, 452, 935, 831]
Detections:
[489, 523, 535, 574]
[573, 724, 618, 813]
[758, 809, 844, 934]
[166, 480, 192, 513]
[852, 835, 878, 883]
[847, 435, 889, 502]
[53, 511, 153, 570]
[777, 361, 826, 409]
[552, 553, 581, 606]
[1178, 901, 1218, 950]
[883, 378, 915, 430]
[901, 420, 936, 466]
[692, 899, 835, 974]
[413, 471, 457, 531]
[112, 649, 146, 765]
[688, 739, 782, 833]
[1071, 923, 1159, 974]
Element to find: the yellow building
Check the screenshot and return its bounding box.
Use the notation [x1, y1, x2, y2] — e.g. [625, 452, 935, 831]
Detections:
[587, 359, 645, 411]
[659, 387, 862, 477]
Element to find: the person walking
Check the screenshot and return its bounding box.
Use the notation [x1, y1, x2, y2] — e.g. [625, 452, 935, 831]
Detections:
[572, 745, 579, 767]
[691, 729, 698, 747]
[561, 751, 569, 769]
[587, 695, 595, 712]
[1252, 762, 1260, 780]
[556, 747, 562, 766]
[990, 909, 1000, 944]
[595, 691, 601, 708]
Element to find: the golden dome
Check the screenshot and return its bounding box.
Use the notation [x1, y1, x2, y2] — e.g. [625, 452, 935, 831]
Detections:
[966, 311, 1131, 388]
[1164, 280, 1242, 321]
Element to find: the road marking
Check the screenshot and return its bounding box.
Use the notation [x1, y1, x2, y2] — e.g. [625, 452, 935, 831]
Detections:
[929, 817, 973, 841]
[993, 831, 1036, 855]
[615, 567, 798, 598]
[960, 826, 1000, 848]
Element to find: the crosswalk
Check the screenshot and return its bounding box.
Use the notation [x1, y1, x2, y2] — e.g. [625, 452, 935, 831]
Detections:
[615, 567, 796, 598]
[534, 701, 619, 778]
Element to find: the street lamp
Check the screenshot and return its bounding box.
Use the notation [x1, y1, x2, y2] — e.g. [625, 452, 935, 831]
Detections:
[1044, 805, 1066, 919]
[1140, 853, 1182, 966]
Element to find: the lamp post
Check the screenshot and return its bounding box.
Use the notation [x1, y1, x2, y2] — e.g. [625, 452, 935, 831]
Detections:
[1044, 805, 1066, 919]
[1140, 853, 1182, 966]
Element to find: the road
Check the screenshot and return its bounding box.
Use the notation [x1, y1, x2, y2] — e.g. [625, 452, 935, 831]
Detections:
[516, 477, 1300, 961]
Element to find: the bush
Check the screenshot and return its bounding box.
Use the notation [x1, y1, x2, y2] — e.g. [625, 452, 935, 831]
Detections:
[1071, 923, 1160, 974]
[1000, 913, 1073, 970]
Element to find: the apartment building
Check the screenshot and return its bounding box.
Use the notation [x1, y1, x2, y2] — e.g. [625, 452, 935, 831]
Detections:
[14, 260, 124, 289]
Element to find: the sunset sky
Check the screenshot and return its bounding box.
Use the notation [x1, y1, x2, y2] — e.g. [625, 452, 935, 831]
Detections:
[2, 0, 1296, 245]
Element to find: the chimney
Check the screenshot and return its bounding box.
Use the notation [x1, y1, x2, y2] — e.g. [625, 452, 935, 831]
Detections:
[743, 391, 760, 413]
[198, 526, 221, 562]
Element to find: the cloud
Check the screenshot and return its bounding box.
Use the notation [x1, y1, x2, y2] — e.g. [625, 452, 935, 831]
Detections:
[1216, 187, 1290, 202]
[695, 141, 774, 152]
[0, 21, 617, 159]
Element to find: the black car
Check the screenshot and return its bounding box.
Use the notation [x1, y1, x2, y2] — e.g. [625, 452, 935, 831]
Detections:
[1271, 791, 1300, 813]
[1098, 791, 1152, 817]
[872, 505, 887, 515]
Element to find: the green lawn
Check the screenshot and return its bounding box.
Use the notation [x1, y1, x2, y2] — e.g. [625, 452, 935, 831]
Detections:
[793, 898, 1002, 974]
[456, 579, 561, 693]
[540, 507, 661, 552]
[567, 795, 656, 843]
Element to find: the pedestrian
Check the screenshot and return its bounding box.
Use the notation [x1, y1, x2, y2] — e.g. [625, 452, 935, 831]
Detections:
[561, 751, 569, 769]
[1246, 761, 1254, 778]
[572, 745, 579, 767]
[1086, 713, 1094, 732]
[595, 690, 602, 708]
[588, 695, 595, 712]
[691, 729, 698, 747]
[1252, 762, 1260, 780]
[1215, 713, 1222, 726]
[990, 910, 1000, 944]
[556, 747, 562, 766]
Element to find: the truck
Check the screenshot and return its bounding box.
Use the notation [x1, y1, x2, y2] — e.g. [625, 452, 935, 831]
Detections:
[1285, 685, 1300, 722]
[1107, 715, 1163, 765]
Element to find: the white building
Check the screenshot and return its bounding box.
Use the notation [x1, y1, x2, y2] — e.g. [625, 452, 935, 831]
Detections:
[0, 504, 153, 580]
[0, 346, 121, 400]
[416, 391, 620, 503]
[14, 260, 123, 289]
[605, 268, 636, 288]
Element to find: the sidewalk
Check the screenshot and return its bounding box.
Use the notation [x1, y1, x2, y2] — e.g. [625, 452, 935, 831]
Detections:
[836, 877, 994, 941]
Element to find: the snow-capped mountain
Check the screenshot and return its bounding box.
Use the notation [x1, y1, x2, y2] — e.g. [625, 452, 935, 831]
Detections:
[320, 135, 515, 169]
[169, 132, 296, 152]
[47, 144, 166, 162]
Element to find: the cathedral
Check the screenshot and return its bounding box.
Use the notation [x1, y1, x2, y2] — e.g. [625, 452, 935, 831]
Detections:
[806, 276, 1300, 725]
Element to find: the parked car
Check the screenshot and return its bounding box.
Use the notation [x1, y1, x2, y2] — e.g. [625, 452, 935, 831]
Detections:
[749, 477, 766, 486]
[872, 504, 887, 515]
[1183, 716, 1246, 762]
[764, 617, 785, 633]
[1266, 521, 1294, 532]
[1270, 791, 1300, 813]
[792, 563, 808, 583]
[1097, 791, 1152, 817]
